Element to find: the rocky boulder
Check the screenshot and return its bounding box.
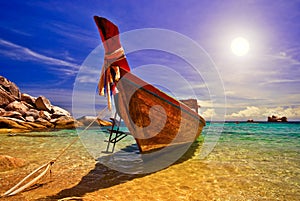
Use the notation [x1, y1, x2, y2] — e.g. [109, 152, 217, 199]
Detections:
[0, 117, 28, 129]
[21, 93, 36, 107]
[1, 111, 25, 121]
[35, 118, 54, 128]
[0, 86, 16, 107]
[25, 109, 40, 120]
[20, 121, 47, 129]
[25, 116, 35, 122]
[51, 106, 71, 118]
[0, 76, 21, 101]
[77, 116, 100, 126]
[35, 96, 52, 112]
[39, 110, 51, 121]
[54, 116, 82, 129]
[21, 100, 35, 110]
[5, 101, 29, 115]
[0, 108, 6, 116]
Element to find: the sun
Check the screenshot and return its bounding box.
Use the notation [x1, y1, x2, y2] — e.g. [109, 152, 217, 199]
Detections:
[231, 37, 249, 56]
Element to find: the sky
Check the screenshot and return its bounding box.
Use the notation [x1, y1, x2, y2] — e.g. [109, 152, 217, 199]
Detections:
[1, 0, 300, 121]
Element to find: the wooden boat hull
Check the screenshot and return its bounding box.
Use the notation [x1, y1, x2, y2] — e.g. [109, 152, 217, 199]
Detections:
[115, 69, 205, 153]
[93, 16, 206, 153]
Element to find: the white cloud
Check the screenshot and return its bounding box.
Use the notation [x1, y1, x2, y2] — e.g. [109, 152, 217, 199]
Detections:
[7, 28, 32, 37]
[226, 106, 300, 121]
[198, 100, 213, 108]
[75, 75, 99, 84]
[201, 108, 216, 120]
[229, 106, 261, 118]
[260, 79, 300, 85]
[0, 38, 80, 75]
[44, 22, 96, 48]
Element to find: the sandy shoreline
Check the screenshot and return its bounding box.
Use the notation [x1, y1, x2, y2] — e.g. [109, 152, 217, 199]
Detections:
[0, 128, 299, 201]
[0, 138, 94, 200]
[0, 133, 202, 201]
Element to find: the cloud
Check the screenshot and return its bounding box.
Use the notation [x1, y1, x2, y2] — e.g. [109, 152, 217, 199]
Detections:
[226, 106, 300, 121]
[260, 79, 300, 85]
[228, 106, 261, 118]
[201, 108, 216, 120]
[0, 38, 80, 75]
[44, 22, 96, 48]
[198, 100, 214, 108]
[8, 28, 32, 37]
[75, 75, 98, 84]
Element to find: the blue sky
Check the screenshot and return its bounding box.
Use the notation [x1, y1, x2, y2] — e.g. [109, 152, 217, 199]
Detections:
[1, 0, 300, 121]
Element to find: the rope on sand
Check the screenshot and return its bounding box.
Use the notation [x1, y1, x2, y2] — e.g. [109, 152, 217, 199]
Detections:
[1, 162, 53, 197]
[1, 107, 108, 197]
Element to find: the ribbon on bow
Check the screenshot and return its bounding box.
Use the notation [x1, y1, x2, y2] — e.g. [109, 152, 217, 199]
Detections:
[98, 47, 124, 110]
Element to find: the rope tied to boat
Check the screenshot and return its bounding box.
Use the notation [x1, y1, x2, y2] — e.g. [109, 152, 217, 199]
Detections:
[98, 47, 125, 110]
[1, 107, 108, 197]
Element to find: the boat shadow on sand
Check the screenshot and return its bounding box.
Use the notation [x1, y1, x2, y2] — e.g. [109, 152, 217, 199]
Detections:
[39, 139, 203, 200]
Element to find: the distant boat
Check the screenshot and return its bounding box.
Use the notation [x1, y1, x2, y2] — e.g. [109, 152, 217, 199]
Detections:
[93, 16, 206, 153]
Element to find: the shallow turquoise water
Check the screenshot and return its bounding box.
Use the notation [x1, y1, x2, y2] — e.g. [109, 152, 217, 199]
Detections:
[204, 122, 300, 160]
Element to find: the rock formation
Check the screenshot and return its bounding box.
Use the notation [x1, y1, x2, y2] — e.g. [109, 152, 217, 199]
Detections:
[76, 116, 100, 126]
[0, 76, 21, 107]
[76, 115, 112, 127]
[0, 75, 83, 132]
[267, 115, 288, 122]
[35, 96, 52, 112]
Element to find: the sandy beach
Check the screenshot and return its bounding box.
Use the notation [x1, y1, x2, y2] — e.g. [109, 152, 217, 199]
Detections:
[0, 123, 299, 201]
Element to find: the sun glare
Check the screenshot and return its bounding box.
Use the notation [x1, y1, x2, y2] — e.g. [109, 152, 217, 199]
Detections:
[231, 37, 249, 56]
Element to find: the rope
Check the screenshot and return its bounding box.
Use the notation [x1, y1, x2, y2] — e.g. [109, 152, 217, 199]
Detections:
[1, 107, 108, 197]
[1, 163, 52, 197]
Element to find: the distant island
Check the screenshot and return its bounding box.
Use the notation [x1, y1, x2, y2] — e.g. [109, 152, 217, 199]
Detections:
[267, 115, 288, 122]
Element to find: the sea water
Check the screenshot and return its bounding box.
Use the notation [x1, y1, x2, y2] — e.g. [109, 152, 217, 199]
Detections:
[0, 122, 299, 200]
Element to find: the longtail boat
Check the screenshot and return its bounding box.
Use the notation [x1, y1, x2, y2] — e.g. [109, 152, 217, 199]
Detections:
[94, 16, 206, 153]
